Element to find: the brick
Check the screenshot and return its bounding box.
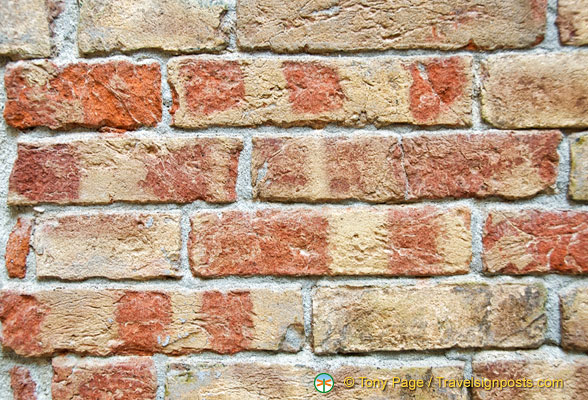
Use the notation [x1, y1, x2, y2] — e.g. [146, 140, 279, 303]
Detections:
[0, 0, 53, 59]
[0, 288, 303, 357]
[33, 212, 181, 281]
[483, 210, 588, 275]
[570, 134, 588, 201]
[7, 136, 242, 205]
[4, 60, 161, 130]
[403, 131, 560, 200]
[252, 131, 560, 203]
[561, 287, 588, 351]
[52, 357, 156, 400]
[189, 206, 471, 277]
[5, 218, 33, 279]
[312, 284, 546, 354]
[237, 0, 546, 53]
[168, 56, 473, 128]
[557, 0, 588, 45]
[472, 355, 588, 399]
[78, 0, 228, 55]
[10, 366, 37, 400]
[165, 361, 467, 399]
[481, 53, 588, 128]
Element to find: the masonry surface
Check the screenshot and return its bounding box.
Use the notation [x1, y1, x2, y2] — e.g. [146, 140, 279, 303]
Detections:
[0, 0, 587, 399]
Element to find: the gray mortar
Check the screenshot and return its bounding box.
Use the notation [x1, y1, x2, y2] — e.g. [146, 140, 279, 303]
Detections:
[0, 0, 588, 398]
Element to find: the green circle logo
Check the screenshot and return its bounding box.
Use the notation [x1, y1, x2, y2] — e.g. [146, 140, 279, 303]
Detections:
[314, 373, 334, 393]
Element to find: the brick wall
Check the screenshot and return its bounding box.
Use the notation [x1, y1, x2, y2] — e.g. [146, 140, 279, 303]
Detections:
[0, 0, 587, 399]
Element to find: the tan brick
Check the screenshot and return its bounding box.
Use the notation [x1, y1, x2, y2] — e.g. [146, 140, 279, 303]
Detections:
[4, 60, 161, 130]
[570, 134, 588, 201]
[10, 366, 37, 400]
[312, 284, 546, 354]
[165, 361, 467, 399]
[5, 218, 33, 279]
[52, 357, 156, 400]
[483, 210, 588, 275]
[472, 354, 588, 399]
[7, 136, 242, 205]
[168, 56, 473, 128]
[189, 206, 471, 277]
[0, 288, 303, 357]
[0, 0, 53, 59]
[558, 0, 588, 45]
[33, 212, 182, 281]
[78, 0, 228, 55]
[561, 287, 588, 351]
[237, 0, 546, 53]
[481, 53, 588, 128]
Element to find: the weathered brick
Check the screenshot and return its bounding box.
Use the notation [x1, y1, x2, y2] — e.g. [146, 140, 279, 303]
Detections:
[168, 56, 473, 128]
[33, 212, 181, 281]
[0, 288, 303, 356]
[5, 218, 33, 279]
[0, 0, 54, 59]
[7, 136, 242, 205]
[78, 0, 228, 55]
[4, 60, 161, 130]
[10, 366, 37, 400]
[483, 210, 588, 275]
[570, 134, 588, 201]
[481, 53, 588, 128]
[165, 361, 467, 399]
[189, 206, 471, 277]
[313, 284, 546, 354]
[472, 355, 588, 399]
[561, 287, 588, 351]
[237, 0, 546, 52]
[52, 357, 156, 400]
[253, 131, 560, 203]
[557, 0, 588, 45]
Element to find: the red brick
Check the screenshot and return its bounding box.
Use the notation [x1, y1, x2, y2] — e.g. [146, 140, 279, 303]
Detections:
[10, 367, 37, 400]
[0, 293, 50, 355]
[5, 218, 33, 279]
[4, 60, 161, 130]
[483, 210, 588, 275]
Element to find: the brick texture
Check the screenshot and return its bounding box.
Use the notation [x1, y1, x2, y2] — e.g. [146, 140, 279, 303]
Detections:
[189, 207, 471, 277]
[168, 56, 473, 128]
[10, 366, 37, 400]
[0, 0, 53, 59]
[560, 287, 588, 351]
[312, 284, 546, 354]
[5, 218, 32, 279]
[33, 212, 181, 281]
[4, 60, 162, 130]
[0, 288, 303, 356]
[481, 53, 588, 128]
[7, 137, 242, 205]
[557, 0, 588, 46]
[237, 0, 546, 52]
[570, 134, 588, 201]
[78, 0, 228, 55]
[483, 210, 588, 275]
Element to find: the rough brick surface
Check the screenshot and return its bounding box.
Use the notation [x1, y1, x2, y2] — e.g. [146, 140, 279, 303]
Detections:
[570, 134, 588, 201]
[561, 287, 588, 351]
[166, 361, 467, 399]
[237, 0, 546, 52]
[313, 284, 546, 354]
[481, 53, 588, 128]
[33, 212, 182, 281]
[0, 0, 53, 59]
[0, 289, 303, 356]
[7, 137, 242, 205]
[168, 56, 473, 128]
[78, 0, 228, 55]
[472, 356, 588, 399]
[52, 357, 157, 400]
[253, 131, 560, 203]
[189, 207, 471, 277]
[5, 218, 33, 279]
[10, 366, 37, 400]
[4, 61, 162, 130]
[483, 210, 588, 275]
[557, 0, 588, 45]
